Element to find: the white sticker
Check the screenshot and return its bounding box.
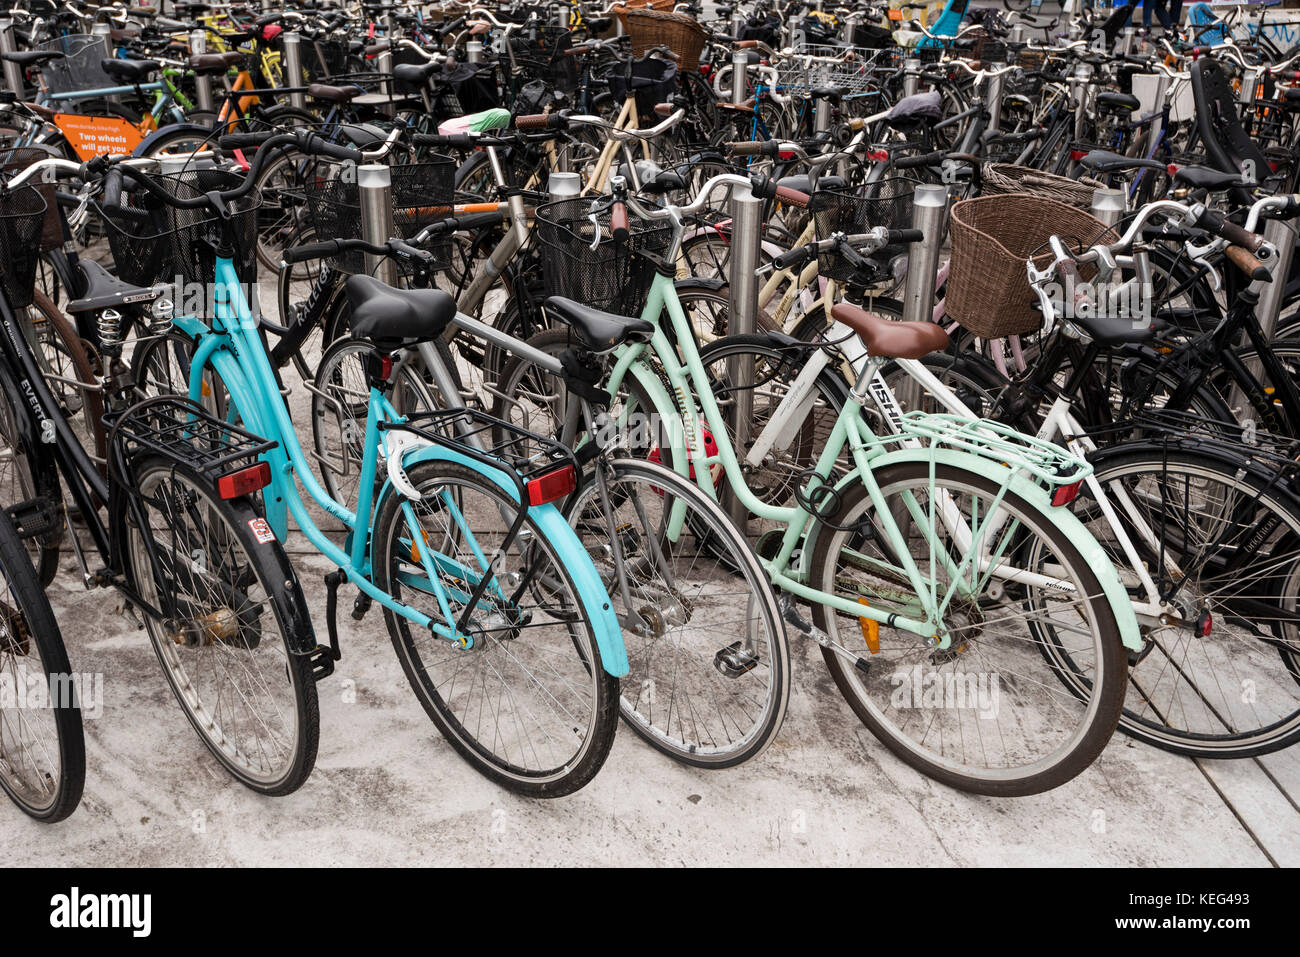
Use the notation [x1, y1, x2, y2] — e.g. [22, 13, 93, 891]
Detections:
[248, 518, 275, 544]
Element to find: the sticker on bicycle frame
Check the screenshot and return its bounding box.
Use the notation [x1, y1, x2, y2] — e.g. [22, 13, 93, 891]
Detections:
[54, 113, 145, 161]
[248, 518, 276, 544]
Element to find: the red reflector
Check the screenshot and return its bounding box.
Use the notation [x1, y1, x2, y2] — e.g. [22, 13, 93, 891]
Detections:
[1200, 611, 1213, 637]
[1070, 150, 1087, 162]
[1167, 163, 1179, 176]
[526, 465, 577, 506]
[379, 354, 394, 380]
[1051, 481, 1082, 507]
[778, 150, 796, 160]
[217, 461, 272, 500]
[866, 150, 888, 162]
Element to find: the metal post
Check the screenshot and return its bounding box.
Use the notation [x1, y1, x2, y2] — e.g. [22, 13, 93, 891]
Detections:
[1253, 217, 1296, 347]
[730, 9, 745, 37]
[1118, 26, 1135, 55]
[91, 21, 112, 55]
[1070, 63, 1091, 140]
[1149, 73, 1170, 147]
[1009, 24, 1024, 43]
[725, 182, 763, 529]
[903, 58, 920, 97]
[985, 63, 1006, 133]
[0, 22, 24, 98]
[358, 164, 397, 285]
[377, 47, 394, 115]
[466, 40, 484, 64]
[731, 48, 748, 105]
[814, 94, 831, 134]
[1240, 66, 1259, 107]
[283, 32, 306, 109]
[1090, 188, 1125, 228]
[902, 185, 947, 327]
[189, 29, 213, 111]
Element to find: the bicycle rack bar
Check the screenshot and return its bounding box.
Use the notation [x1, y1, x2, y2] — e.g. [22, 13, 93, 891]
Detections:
[0, 21, 23, 99]
[283, 33, 306, 110]
[985, 63, 1006, 133]
[726, 179, 763, 530]
[903, 58, 920, 98]
[1090, 188, 1125, 228]
[190, 28, 213, 112]
[358, 164, 398, 285]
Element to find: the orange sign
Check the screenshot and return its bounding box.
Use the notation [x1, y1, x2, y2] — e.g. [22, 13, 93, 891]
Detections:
[54, 113, 145, 161]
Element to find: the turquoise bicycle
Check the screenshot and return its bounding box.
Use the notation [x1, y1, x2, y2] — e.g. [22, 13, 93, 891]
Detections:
[97, 134, 628, 796]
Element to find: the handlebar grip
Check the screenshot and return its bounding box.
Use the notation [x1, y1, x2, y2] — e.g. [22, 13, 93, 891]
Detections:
[725, 140, 764, 156]
[610, 201, 629, 244]
[103, 167, 123, 208]
[1225, 244, 1270, 281]
[514, 112, 565, 130]
[283, 240, 342, 264]
[1218, 219, 1266, 253]
[888, 228, 924, 245]
[735, 39, 758, 48]
[893, 150, 945, 169]
[774, 185, 809, 208]
[301, 132, 362, 163]
[413, 133, 474, 149]
[772, 245, 813, 270]
[219, 131, 273, 150]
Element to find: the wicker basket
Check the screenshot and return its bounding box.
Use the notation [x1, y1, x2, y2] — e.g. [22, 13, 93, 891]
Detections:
[613, 0, 675, 28]
[623, 9, 709, 73]
[982, 164, 1105, 209]
[947, 194, 1116, 339]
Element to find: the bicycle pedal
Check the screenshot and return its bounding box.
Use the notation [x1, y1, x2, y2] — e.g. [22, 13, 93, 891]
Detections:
[308, 644, 338, 681]
[5, 497, 59, 540]
[351, 592, 372, 621]
[714, 641, 759, 678]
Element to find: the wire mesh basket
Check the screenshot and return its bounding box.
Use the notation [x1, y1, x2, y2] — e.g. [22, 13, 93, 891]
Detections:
[304, 34, 352, 82]
[96, 167, 262, 287]
[38, 34, 117, 99]
[0, 186, 50, 309]
[302, 156, 455, 275]
[776, 44, 884, 97]
[0, 145, 63, 252]
[508, 26, 579, 93]
[810, 178, 916, 281]
[534, 198, 674, 316]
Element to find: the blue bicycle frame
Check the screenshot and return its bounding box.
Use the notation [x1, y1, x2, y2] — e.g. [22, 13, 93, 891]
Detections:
[170, 256, 627, 674]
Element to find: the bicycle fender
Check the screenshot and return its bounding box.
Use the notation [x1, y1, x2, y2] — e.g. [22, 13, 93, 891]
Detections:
[374, 442, 629, 678]
[820, 447, 1142, 652]
[132, 124, 211, 158]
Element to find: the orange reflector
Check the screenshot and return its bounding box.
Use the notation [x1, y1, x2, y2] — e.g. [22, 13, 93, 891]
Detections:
[201, 380, 211, 397]
[858, 598, 879, 654]
[1051, 481, 1082, 507]
[526, 465, 577, 506]
[217, 461, 271, 500]
[410, 528, 429, 562]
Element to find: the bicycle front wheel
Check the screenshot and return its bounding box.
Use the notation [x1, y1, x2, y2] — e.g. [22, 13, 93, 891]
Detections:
[809, 461, 1127, 796]
[0, 508, 83, 822]
[566, 458, 790, 767]
[372, 459, 620, 797]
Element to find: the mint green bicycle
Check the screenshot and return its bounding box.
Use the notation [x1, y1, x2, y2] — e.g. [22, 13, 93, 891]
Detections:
[497, 175, 1140, 795]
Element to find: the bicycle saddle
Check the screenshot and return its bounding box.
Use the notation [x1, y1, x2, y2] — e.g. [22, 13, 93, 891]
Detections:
[66, 260, 169, 315]
[1171, 164, 1243, 190]
[392, 61, 442, 86]
[101, 58, 159, 83]
[778, 174, 847, 194]
[188, 51, 243, 75]
[831, 303, 949, 360]
[0, 50, 63, 67]
[542, 297, 655, 354]
[1079, 149, 1165, 173]
[1096, 91, 1141, 114]
[345, 274, 457, 346]
[1067, 310, 1156, 345]
[308, 82, 363, 103]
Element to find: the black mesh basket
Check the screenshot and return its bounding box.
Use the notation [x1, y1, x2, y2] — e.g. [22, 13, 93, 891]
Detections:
[302, 156, 455, 275]
[509, 26, 579, 93]
[811, 178, 916, 282]
[97, 167, 262, 287]
[534, 198, 674, 316]
[605, 56, 678, 120]
[0, 186, 49, 309]
[0, 146, 63, 252]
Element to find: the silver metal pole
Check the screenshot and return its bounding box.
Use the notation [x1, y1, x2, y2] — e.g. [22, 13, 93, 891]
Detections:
[1119, 26, 1135, 55]
[1148, 73, 1170, 148]
[0, 22, 24, 98]
[283, 32, 306, 109]
[985, 63, 1006, 133]
[1070, 63, 1092, 141]
[902, 185, 947, 327]
[725, 181, 763, 529]
[189, 29, 213, 111]
[1009, 24, 1024, 43]
[1240, 66, 1259, 107]
[358, 164, 397, 285]
[378, 47, 394, 115]
[731, 49, 748, 105]
[731, 9, 745, 36]
[466, 40, 484, 64]
[903, 58, 920, 97]
[1254, 217, 1296, 345]
[1090, 188, 1125, 229]
[91, 21, 113, 55]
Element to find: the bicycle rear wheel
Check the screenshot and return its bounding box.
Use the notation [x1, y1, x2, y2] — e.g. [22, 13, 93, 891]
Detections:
[123, 456, 319, 795]
[566, 457, 790, 767]
[372, 459, 620, 796]
[0, 508, 83, 822]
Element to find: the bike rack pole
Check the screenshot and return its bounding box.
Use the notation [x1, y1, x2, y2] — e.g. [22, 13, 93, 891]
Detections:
[1149, 73, 1170, 147]
[466, 40, 484, 64]
[283, 32, 306, 110]
[731, 48, 748, 105]
[378, 45, 395, 116]
[1118, 26, 1135, 56]
[0, 22, 23, 99]
[358, 164, 397, 285]
[1070, 63, 1092, 141]
[1009, 24, 1024, 43]
[903, 58, 920, 98]
[189, 29, 213, 111]
[1254, 216, 1296, 346]
[92, 21, 117, 102]
[985, 63, 1006, 133]
[1090, 187, 1125, 228]
[902, 185, 947, 327]
[730, 8, 745, 38]
[725, 181, 763, 530]
[1240, 66, 1259, 107]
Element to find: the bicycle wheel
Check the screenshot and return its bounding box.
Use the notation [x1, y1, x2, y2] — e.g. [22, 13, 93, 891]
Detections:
[0, 374, 63, 586]
[1072, 446, 1300, 757]
[123, 456, 319, 794]
[0, 508, 83, 822]
[566, 457, 789, 767]
[809, 460, 1127, 796]
[371, 459, 619, 796]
